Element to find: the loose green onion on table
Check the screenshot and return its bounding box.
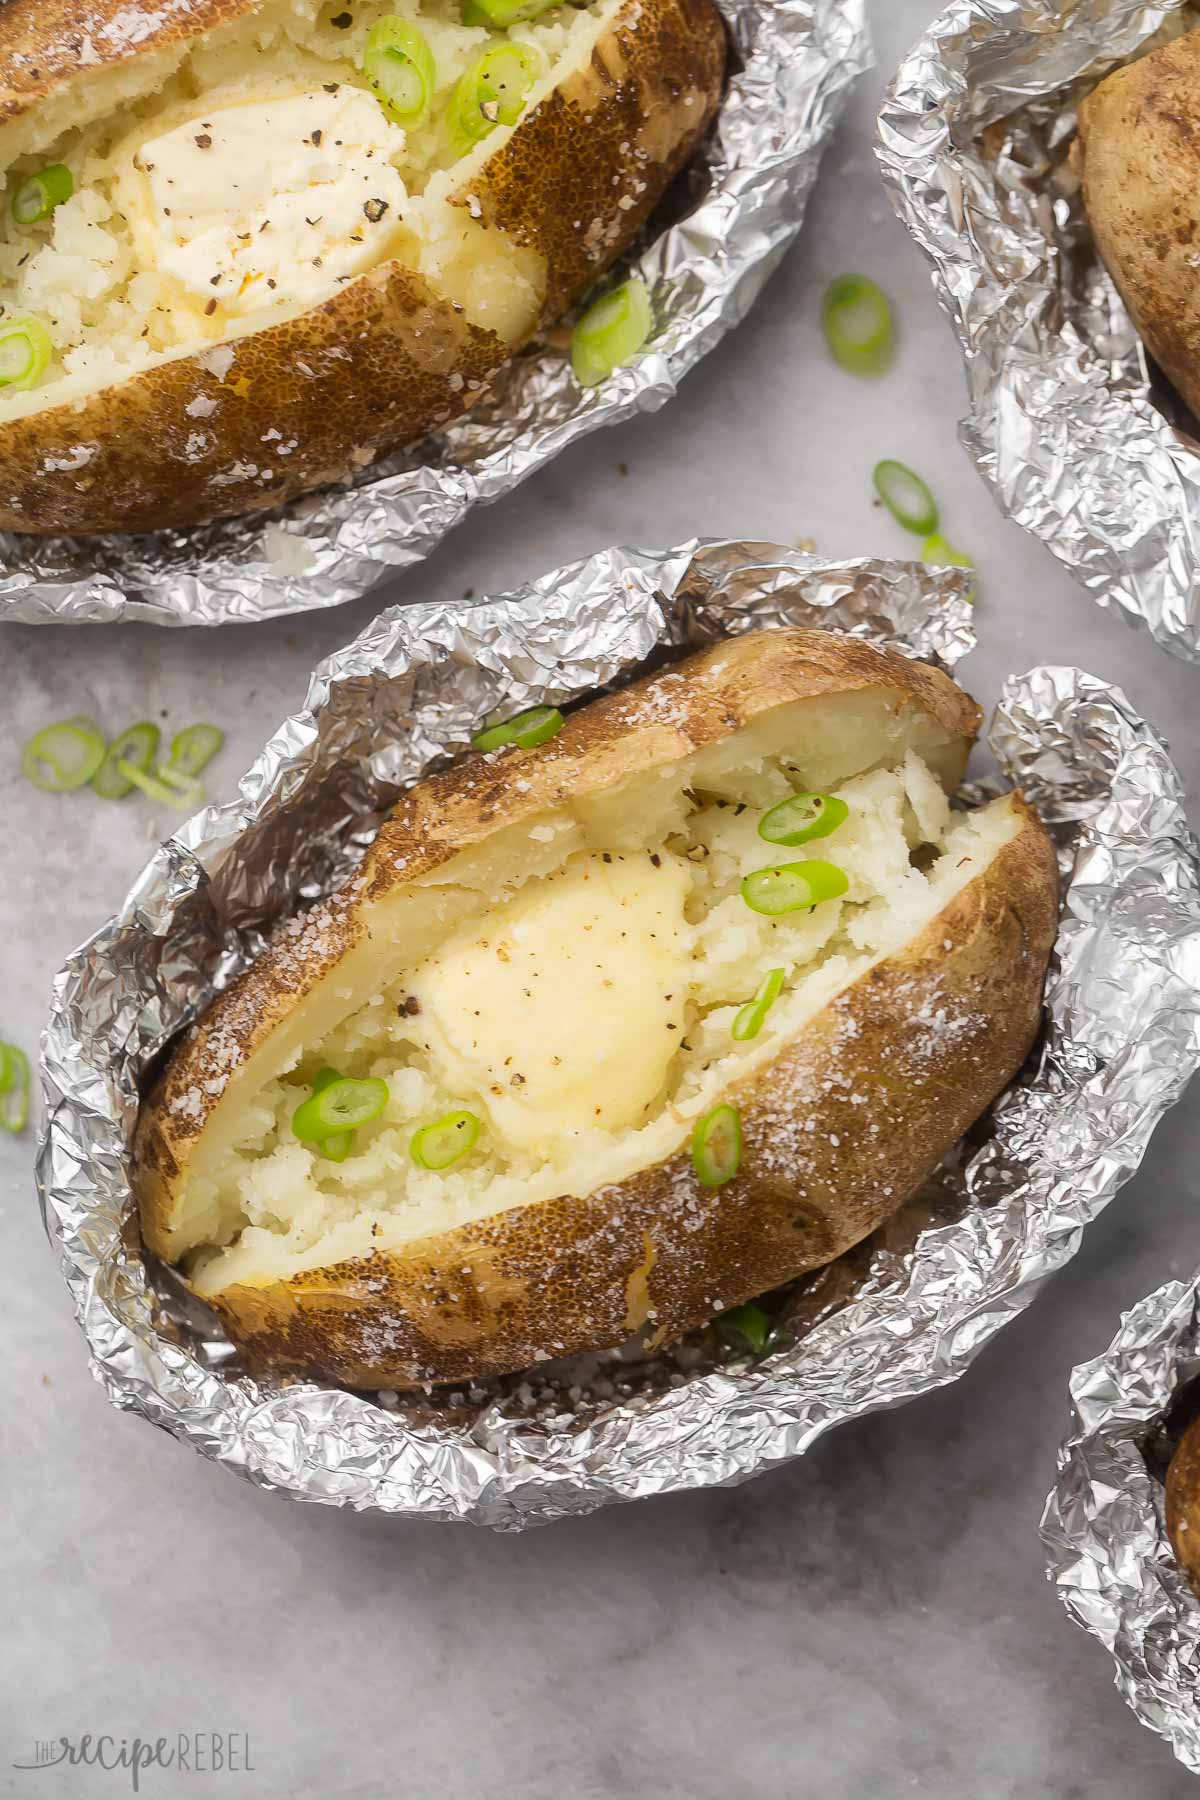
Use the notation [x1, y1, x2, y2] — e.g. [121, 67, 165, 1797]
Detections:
[91, 723, 161, 800]
[821, 274, 894, 378]
[472, 703, 564, 752]
[164, 722, 224, 782]
[117, 762, 205, 811]
[450, 41, 542, 149]
[758, 791, 848, 847]
[873, 459, 939, 536]
[571, 277, 652, 387]
[731, 967, 785, 1043]
[715, 1302, 773, 1358]
[11, 163, 73, 227]
[363, 17, 436, 127]
[922, 532, 974, 574]
[21, 716, 107, 792]
[0, 315, 53, 391]
[292, 1075, 389, 1143]
[741, 858, 848, 917]
[0, 1042, 30, 1135]
[692, 1103, 743, 1189]
[411, 1109, 482, 1170]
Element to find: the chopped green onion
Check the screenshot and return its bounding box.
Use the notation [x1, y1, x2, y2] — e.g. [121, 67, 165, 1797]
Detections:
[873, 459, 938, 536]
[449, 42, 542, 150]
[0, 315, 53, 391]
[0, 1042, 29, 1134]
[472, 703, 564, 752]
[731, 968, 785, 1043]
[758, 791, 848, 848]
[320, 1131, 355, 1162]
[571, 278, 652, 387]
[741, 858, 849, 916]
[292, 1076, 389, 1142]
[91, 722, 161, 799]
[363, 17, 436, 126]
[12, 163, 74, 227]
[22, 716, 106, 792]
[821, 274, 893, 378]
[464, 0, 557, 24]
[165, 722, 224, 781]
[716, 1302, 771, 1356]
[116, 760, 204, 812]
[692, 1103, 742, 1189]
[922, 532, 974, 573]
[411, 1109, 481, 1170]
[311, 1067, 343, 1093]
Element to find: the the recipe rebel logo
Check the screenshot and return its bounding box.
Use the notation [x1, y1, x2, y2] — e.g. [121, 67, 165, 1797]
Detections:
[12, 1732, 255, 1791]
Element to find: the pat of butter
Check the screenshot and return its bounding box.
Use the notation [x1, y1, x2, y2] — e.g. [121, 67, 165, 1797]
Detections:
[120, 86, 408, 318]
[413, 852, 694, 1152]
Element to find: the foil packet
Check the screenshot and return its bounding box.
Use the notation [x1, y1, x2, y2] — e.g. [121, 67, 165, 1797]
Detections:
[0, 0, 868, 628]
[877, 0, 1200, 667]
[37, 540, 1200, 1529]
[1042, 1278, 1200, 1775]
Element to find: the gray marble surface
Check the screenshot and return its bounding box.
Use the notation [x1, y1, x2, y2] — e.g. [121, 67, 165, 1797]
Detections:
[4, 3, 1200, 1795]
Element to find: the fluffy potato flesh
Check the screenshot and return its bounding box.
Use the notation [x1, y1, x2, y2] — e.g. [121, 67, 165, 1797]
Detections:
[0, 0, 613, 424]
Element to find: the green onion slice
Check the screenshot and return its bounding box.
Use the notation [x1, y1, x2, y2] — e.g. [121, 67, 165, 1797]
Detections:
[692, 1103, 742, 1189]
[411, 1109, 481, 1170]
[91, 722, 161, 799]
[116, 760, 204, 811]
[821, 274, 894, 378]
[0, 1042, 29, 1134]
[758, 791, 848, 848]
[363, 17, 436, 126]
[472, 703, 564, 752]
[320, 1131, 355, 1162]
[464, 0, 557, 25]
[293, 1076, 389, 1142]
[731, 968, 784, 1043]
[22, 716, 106, 792]
[0, 315, 53, 391]
[450, 42, 543, 150]
[716, 1302, 771, 1357]
[741, 858, 849, 916]
[12, 163, 74, 227]
[570, 278, 652, 388]
[165, 722, 224, 780]
[922, 532, 974, 573]
[873, 459, 938, 536]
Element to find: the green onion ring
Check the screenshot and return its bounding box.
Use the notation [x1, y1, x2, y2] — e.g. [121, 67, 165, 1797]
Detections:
[320, 1131, 355, 1162]
[12, 163, 74, 227]
[731, 967, 785, 1043]
[411, 1109, 482, 1170]
[293, 1076, 389, 1142]
[117, 760, 204, 811]
[0, 1042, 29, 1133]
[91, 722, 161, 799]
[922, 532, 974, 574]
[165, 722, 224, 781]
[821, 273, 893, 378]
[715, 1302, 772, 1357]
[472, 703, 564, 752]
[0, 315, 53, 391]
[22, 716, 106, 793]
[363, 18, 436, 127]
[570, 278, 652, 388]
[692, 1103, 742, 1189]
[740, 858, 849, 916]
[463, 0, 558, 28]
[758, 791, 848, 848]
[449, 41, 543, 152]
[873, 459, 939, 536]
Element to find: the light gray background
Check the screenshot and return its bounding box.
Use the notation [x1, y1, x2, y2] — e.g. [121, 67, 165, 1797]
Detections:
[4, 3, 1199, 1795]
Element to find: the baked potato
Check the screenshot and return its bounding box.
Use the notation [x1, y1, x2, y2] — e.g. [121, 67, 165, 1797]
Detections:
[133, 629, 1059, 1389]
[0, 0, 725, 535]
[1167, 1411, 1200, 1596]
[1076, 31, 1200, 423]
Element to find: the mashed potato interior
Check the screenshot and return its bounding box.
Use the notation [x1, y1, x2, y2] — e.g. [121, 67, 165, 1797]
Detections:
[0, 0, 612, 421]
[182, 705, 1021, 1298]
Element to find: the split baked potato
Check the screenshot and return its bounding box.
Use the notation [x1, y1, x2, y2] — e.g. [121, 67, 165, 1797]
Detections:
[1076, 31, 1200, 422]
[133, 629, 1059, 1389]
[0, 0, 725, 535]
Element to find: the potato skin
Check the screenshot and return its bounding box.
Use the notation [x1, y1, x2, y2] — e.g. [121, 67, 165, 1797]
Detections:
[1167, 1413, 1200, 1597]
[201, 796, 1057, 1388]
[0, 0, 726, 536]
[1077, 33, 1200, 422]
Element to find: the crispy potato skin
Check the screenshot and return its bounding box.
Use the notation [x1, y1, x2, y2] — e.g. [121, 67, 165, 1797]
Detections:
[1077, 34, 1200, 421]
[131, 628, 1059, 1389]
[1167, 1413, 1200, 1597]
[0, 0, 726, 536]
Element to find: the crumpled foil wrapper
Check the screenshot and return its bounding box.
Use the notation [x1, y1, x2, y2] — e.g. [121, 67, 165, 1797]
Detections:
[877, 0, 1200, 667]
[37, 539, 1200, 1528]
[1043, 1281, 1200, 1773]
[0, 0, 867, 629]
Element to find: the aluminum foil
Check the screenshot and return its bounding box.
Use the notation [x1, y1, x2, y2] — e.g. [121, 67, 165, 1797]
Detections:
[1042, 1279, 1200, 1774]
[0, 0, 867, 629]
[877, 0, 1200, 667]
[37, 539, 1200, 1528]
